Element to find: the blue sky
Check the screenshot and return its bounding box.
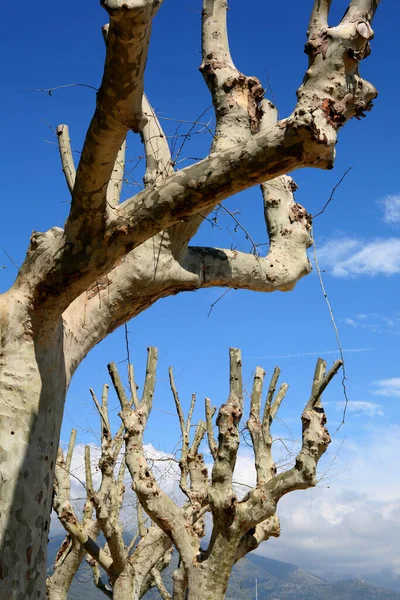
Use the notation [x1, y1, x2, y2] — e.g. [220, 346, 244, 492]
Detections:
[2, 0, 400, 582]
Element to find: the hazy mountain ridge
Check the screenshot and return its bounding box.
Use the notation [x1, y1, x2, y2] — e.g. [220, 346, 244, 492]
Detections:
[224, 554, 400, 600]
[46, 535, 400, 599]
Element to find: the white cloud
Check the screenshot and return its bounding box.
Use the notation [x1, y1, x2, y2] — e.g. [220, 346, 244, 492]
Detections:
[345, 318, 357, 327]
[50, 442, 182, 538]
[243, 347, 373, 360]
[316, 237, 400, 277]
[371, 378, 400, 398]
[51, 425, 400, 582]
[335, 400, 384, 417]
[344, 312, 400, 334]
[255, 425, 400, 579]
[382, 194, 400, 224]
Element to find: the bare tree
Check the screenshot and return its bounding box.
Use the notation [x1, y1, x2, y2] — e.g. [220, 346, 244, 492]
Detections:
[115, 347, 341, 600]
[48, 377, 173, 600]
[49, 356, 221, 600]
[0, 1, 380, 597]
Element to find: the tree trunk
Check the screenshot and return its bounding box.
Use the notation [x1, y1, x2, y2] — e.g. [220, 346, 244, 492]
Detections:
[112, 567, 135, 600]
[172, 564, 187, 600]
[186, 564, 231, 600]
[46, 540, 85, 600]
[0, 294, 67, 599]
[185, 528, 241, 600]
[112, 563, 149, 600]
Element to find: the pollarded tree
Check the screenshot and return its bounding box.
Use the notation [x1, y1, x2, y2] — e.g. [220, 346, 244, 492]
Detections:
[116, 347, 341, 600]
[50, 349, 337, 600]
[48, 379, 172, 600]
[0, 0, 380, 598]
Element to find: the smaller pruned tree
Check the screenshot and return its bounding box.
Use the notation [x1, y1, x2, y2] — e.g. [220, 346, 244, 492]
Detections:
[49, 348, 341, 599]
[110, 347, 342, 600]
[48, 377, 173, 600]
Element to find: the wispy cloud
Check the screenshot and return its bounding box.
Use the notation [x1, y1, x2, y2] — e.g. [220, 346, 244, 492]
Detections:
[201, 348, 374, 362]
[344, 313, 399, 334]
[255, 425, 400, 579]
[345, 318, 357, 327]
[335, 400, 384, 417]
[371, 378, 400, 398]
[382, 194, 400, 224]
[244, 348, 374, 360]
[316, 237, 400, 277]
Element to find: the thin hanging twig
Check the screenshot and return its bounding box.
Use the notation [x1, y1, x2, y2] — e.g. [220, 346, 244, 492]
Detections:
[313, 234, 349, 429]
[313, 167, 353, 218]
[25, 83, 98, 95]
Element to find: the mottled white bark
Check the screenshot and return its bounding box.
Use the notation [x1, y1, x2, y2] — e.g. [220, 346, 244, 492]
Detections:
[49, 376, 173, 599]
[0, 295, 68, 597]
[46, 433, 100, 600]
[116, 347, 341, 600]
[0, 0, 380, 597]
[56, 125, 76, 193]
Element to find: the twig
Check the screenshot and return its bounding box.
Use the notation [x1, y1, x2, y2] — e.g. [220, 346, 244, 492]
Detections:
[217, 204, 259, 255]
[1, 248, 20, 270]
[264, 66, 278, 110]
[207, 288, 232, 318]
[124, 323, 131, 366]
[157, 113, 212, 126]
[25, 83, 98, 95]
[313, 234, 349, 428]
[171, 106, 213, 164]
[313, 167, 353, 218]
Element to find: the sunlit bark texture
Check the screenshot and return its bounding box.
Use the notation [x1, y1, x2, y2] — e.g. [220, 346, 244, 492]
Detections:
[115, 347, 341, 600]
[47, 380, 172, 600]
[0, 0, 380, 597]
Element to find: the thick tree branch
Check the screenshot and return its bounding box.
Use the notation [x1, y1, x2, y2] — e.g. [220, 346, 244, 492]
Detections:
[15, 0, 379, 332]
[234, 515, 281, 563]
[169, 367, 193, 500]
[90, 384, 128, 575]
[52, 443, 116, 579]
[205, 398, 217, 459]
[141, 94, 174, 186]
[111, 351, 196, 569]
[308, 0, 332, 37]
[342, 0, 380, 23]
[139, 543, 173, 597]
[128, 524, 173, 598]
[15, 114, 331, 325]
[63, 223, 310, 377]
[201, 0, 263, 151]
[87, 556, 114, 599]
[185, 421, 208, 517]
[150, 566, 172, 600]
[239, 359, 342, 527]
[65, 1, 163, 243]
[63, 0, 378, 344]
[107, 140, 126, 208]
[56, 125, 76, 193]
[247, 366, 288, 486]
[183, 238, 310, 295]
[209, 348, 243, 519]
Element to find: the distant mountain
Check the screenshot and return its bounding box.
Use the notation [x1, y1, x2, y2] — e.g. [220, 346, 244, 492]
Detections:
[225, 554, 400, 600]
[47, 535, 400, 599]
[363, 570, 400, 595]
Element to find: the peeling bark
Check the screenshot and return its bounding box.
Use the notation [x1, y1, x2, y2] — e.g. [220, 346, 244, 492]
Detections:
[115, 348, 341, 600]
[48, 378, 172, 599]
[0, 0, 381, 597]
